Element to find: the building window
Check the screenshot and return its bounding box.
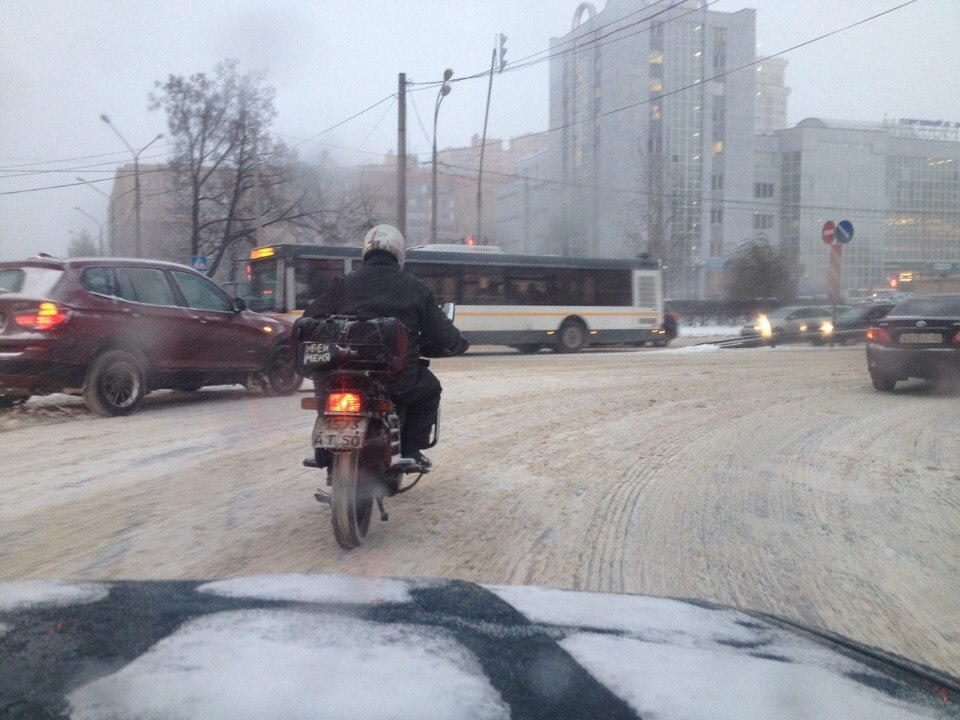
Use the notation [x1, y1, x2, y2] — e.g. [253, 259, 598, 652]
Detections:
[753, 182, 775, 198]
[710, 209, 723, 224]
[712, 140, 724, 156]
[650, 104, 661, 120]
[711, 174, 724, 191]
[755, 151, 775, 168]
[649, 80, 662, 92]
[648, 52, 663, 64]
[753, 214, 774, 230]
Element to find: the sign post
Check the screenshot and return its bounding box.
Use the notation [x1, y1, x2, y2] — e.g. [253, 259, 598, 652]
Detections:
[823, 220, 853, 347]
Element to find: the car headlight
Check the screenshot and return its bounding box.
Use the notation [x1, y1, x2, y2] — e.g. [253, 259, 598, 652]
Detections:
[821, 321, 834, 335]
[758, 315, 771, 337]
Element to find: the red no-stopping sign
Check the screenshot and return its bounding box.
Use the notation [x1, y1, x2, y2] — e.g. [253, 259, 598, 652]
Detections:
[822, 221, 836, 245]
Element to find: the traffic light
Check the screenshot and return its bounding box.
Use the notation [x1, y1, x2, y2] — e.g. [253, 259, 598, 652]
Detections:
[498, 34, 508, 73]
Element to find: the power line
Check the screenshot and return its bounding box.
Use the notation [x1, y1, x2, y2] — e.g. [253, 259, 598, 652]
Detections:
[344, 97, 397, 167]
[435, 160, 960, 218]
[287, 93, 397, 151]
[410, 0, 711, 91]
[0, 145, 173, 172]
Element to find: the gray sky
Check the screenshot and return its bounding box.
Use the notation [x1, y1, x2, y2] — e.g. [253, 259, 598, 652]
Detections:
[1, 0, 958, 261]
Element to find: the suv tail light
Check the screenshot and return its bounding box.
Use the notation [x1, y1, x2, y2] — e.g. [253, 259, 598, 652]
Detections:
[326, 392, 362, 414]
[953, 329, 960, 346]
[866, 327, 892, 344]
[14, 302, 69, 331]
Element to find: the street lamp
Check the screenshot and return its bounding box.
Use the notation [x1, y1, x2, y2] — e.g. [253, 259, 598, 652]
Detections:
[74, 206, 107, 256]
[77, 176, 115, 255]
[431, 69, 454, 244]
[100, 114, 163, 258]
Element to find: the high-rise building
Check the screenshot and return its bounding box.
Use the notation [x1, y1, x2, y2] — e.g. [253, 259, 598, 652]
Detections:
[755, 57, 789, 133]
[498, 0, 758, 298]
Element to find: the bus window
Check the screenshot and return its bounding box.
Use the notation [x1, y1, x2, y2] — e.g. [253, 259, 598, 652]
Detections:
[246, 260, 278, 312]
[460, 266, 507, 305]
[506, 268, 554, 305]
[597, 270, 633, 306]
[295, 258, 345, 309]
[554, 269, 587, 305]
[407, 262, 458, 304]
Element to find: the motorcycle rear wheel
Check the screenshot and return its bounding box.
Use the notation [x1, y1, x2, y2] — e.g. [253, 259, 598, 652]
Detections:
[330, 450, 374, 548]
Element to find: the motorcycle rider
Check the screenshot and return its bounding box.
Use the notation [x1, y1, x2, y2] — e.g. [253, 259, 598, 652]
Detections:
[304, 224, 469, 468]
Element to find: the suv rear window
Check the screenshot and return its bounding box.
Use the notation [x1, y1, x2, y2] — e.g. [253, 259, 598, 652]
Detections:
[892, 296, 960, 317]
[0, 266, 63, 296]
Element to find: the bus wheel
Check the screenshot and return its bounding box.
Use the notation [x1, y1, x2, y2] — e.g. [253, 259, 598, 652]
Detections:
[554, 319, 588, 353]
[514, 344, 543, 354]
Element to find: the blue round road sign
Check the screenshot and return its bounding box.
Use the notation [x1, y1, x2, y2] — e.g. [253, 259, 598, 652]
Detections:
[836, 220, 854, 244]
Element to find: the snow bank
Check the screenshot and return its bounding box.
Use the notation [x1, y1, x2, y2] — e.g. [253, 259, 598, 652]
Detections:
[561, 633, 932, 720]
[680, 325, 742, 338]
[197, 574, 412, 604]
[68, 610, 510, 720]
[0, 580, 108, 612]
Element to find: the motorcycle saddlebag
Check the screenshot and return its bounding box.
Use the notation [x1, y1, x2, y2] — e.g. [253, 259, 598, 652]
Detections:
[293, 316, 408, 378]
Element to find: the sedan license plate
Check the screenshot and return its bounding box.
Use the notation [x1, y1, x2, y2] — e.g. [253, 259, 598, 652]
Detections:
[302, 342, 334, 365]
[312, 416, 368, 450]
[899, 333, 941, 344]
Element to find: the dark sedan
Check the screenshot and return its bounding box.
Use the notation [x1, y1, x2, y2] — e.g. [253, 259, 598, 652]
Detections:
[865, 294, 960, 391]
[815, 303, 895, 344]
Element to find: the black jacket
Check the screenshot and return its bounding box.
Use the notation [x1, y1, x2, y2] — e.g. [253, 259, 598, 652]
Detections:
[304, 251, 468, 384]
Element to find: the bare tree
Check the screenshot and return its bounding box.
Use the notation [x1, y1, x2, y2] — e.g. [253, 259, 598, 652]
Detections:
[67, 230, 98, 257]
[150, 59, 325, 277]
[329, 182, 386, 244]
[618, 139, 684, 262]
[724, 239, 795, 301]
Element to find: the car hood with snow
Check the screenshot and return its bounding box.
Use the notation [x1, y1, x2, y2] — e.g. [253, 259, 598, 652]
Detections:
[1, 575, 957, 719]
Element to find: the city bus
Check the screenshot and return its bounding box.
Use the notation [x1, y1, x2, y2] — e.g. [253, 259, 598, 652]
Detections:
[240, 244, 664, 352]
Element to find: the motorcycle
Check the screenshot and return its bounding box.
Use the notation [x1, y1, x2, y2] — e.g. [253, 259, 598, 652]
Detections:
[292, 306, 454, 549]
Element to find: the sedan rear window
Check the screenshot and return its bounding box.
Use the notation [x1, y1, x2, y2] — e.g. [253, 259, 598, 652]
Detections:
[0, 266, 63, 296]
[891, 296, 960, 317]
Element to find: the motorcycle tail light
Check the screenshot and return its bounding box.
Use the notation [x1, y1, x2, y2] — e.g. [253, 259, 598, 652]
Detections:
[327, 392, 362, 414]
[14, 302, 69, 330]
[866, 327, 892, 344]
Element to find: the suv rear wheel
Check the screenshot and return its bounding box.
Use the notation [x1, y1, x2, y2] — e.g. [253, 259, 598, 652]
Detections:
[83, 350, 146, 417]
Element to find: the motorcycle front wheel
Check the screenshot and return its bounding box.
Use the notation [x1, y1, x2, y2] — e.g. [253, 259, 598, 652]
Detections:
[330, 450, 374, 548]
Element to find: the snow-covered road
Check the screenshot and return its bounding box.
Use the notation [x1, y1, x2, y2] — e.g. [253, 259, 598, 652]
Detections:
[1, 345, 958, 677]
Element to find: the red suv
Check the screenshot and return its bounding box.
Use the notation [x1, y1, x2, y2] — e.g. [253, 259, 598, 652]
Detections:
[0, 256, 299, 416]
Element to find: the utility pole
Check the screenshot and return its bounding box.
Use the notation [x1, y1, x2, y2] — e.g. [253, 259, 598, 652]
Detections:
[100, 114, 162, 258]
[431, 69, 454, 245]
[476, 47, 496, 246]
[77, 176, 115, 255]
[397, 73, 407, 237]
[253, 131, 264, 249]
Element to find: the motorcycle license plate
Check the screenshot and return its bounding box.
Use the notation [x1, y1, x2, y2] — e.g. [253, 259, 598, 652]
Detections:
[312, 416, 368, 449]
[302, 342, 334, 365]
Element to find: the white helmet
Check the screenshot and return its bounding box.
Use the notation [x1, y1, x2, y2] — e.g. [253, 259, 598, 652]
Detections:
[362, 224, 406, 266]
